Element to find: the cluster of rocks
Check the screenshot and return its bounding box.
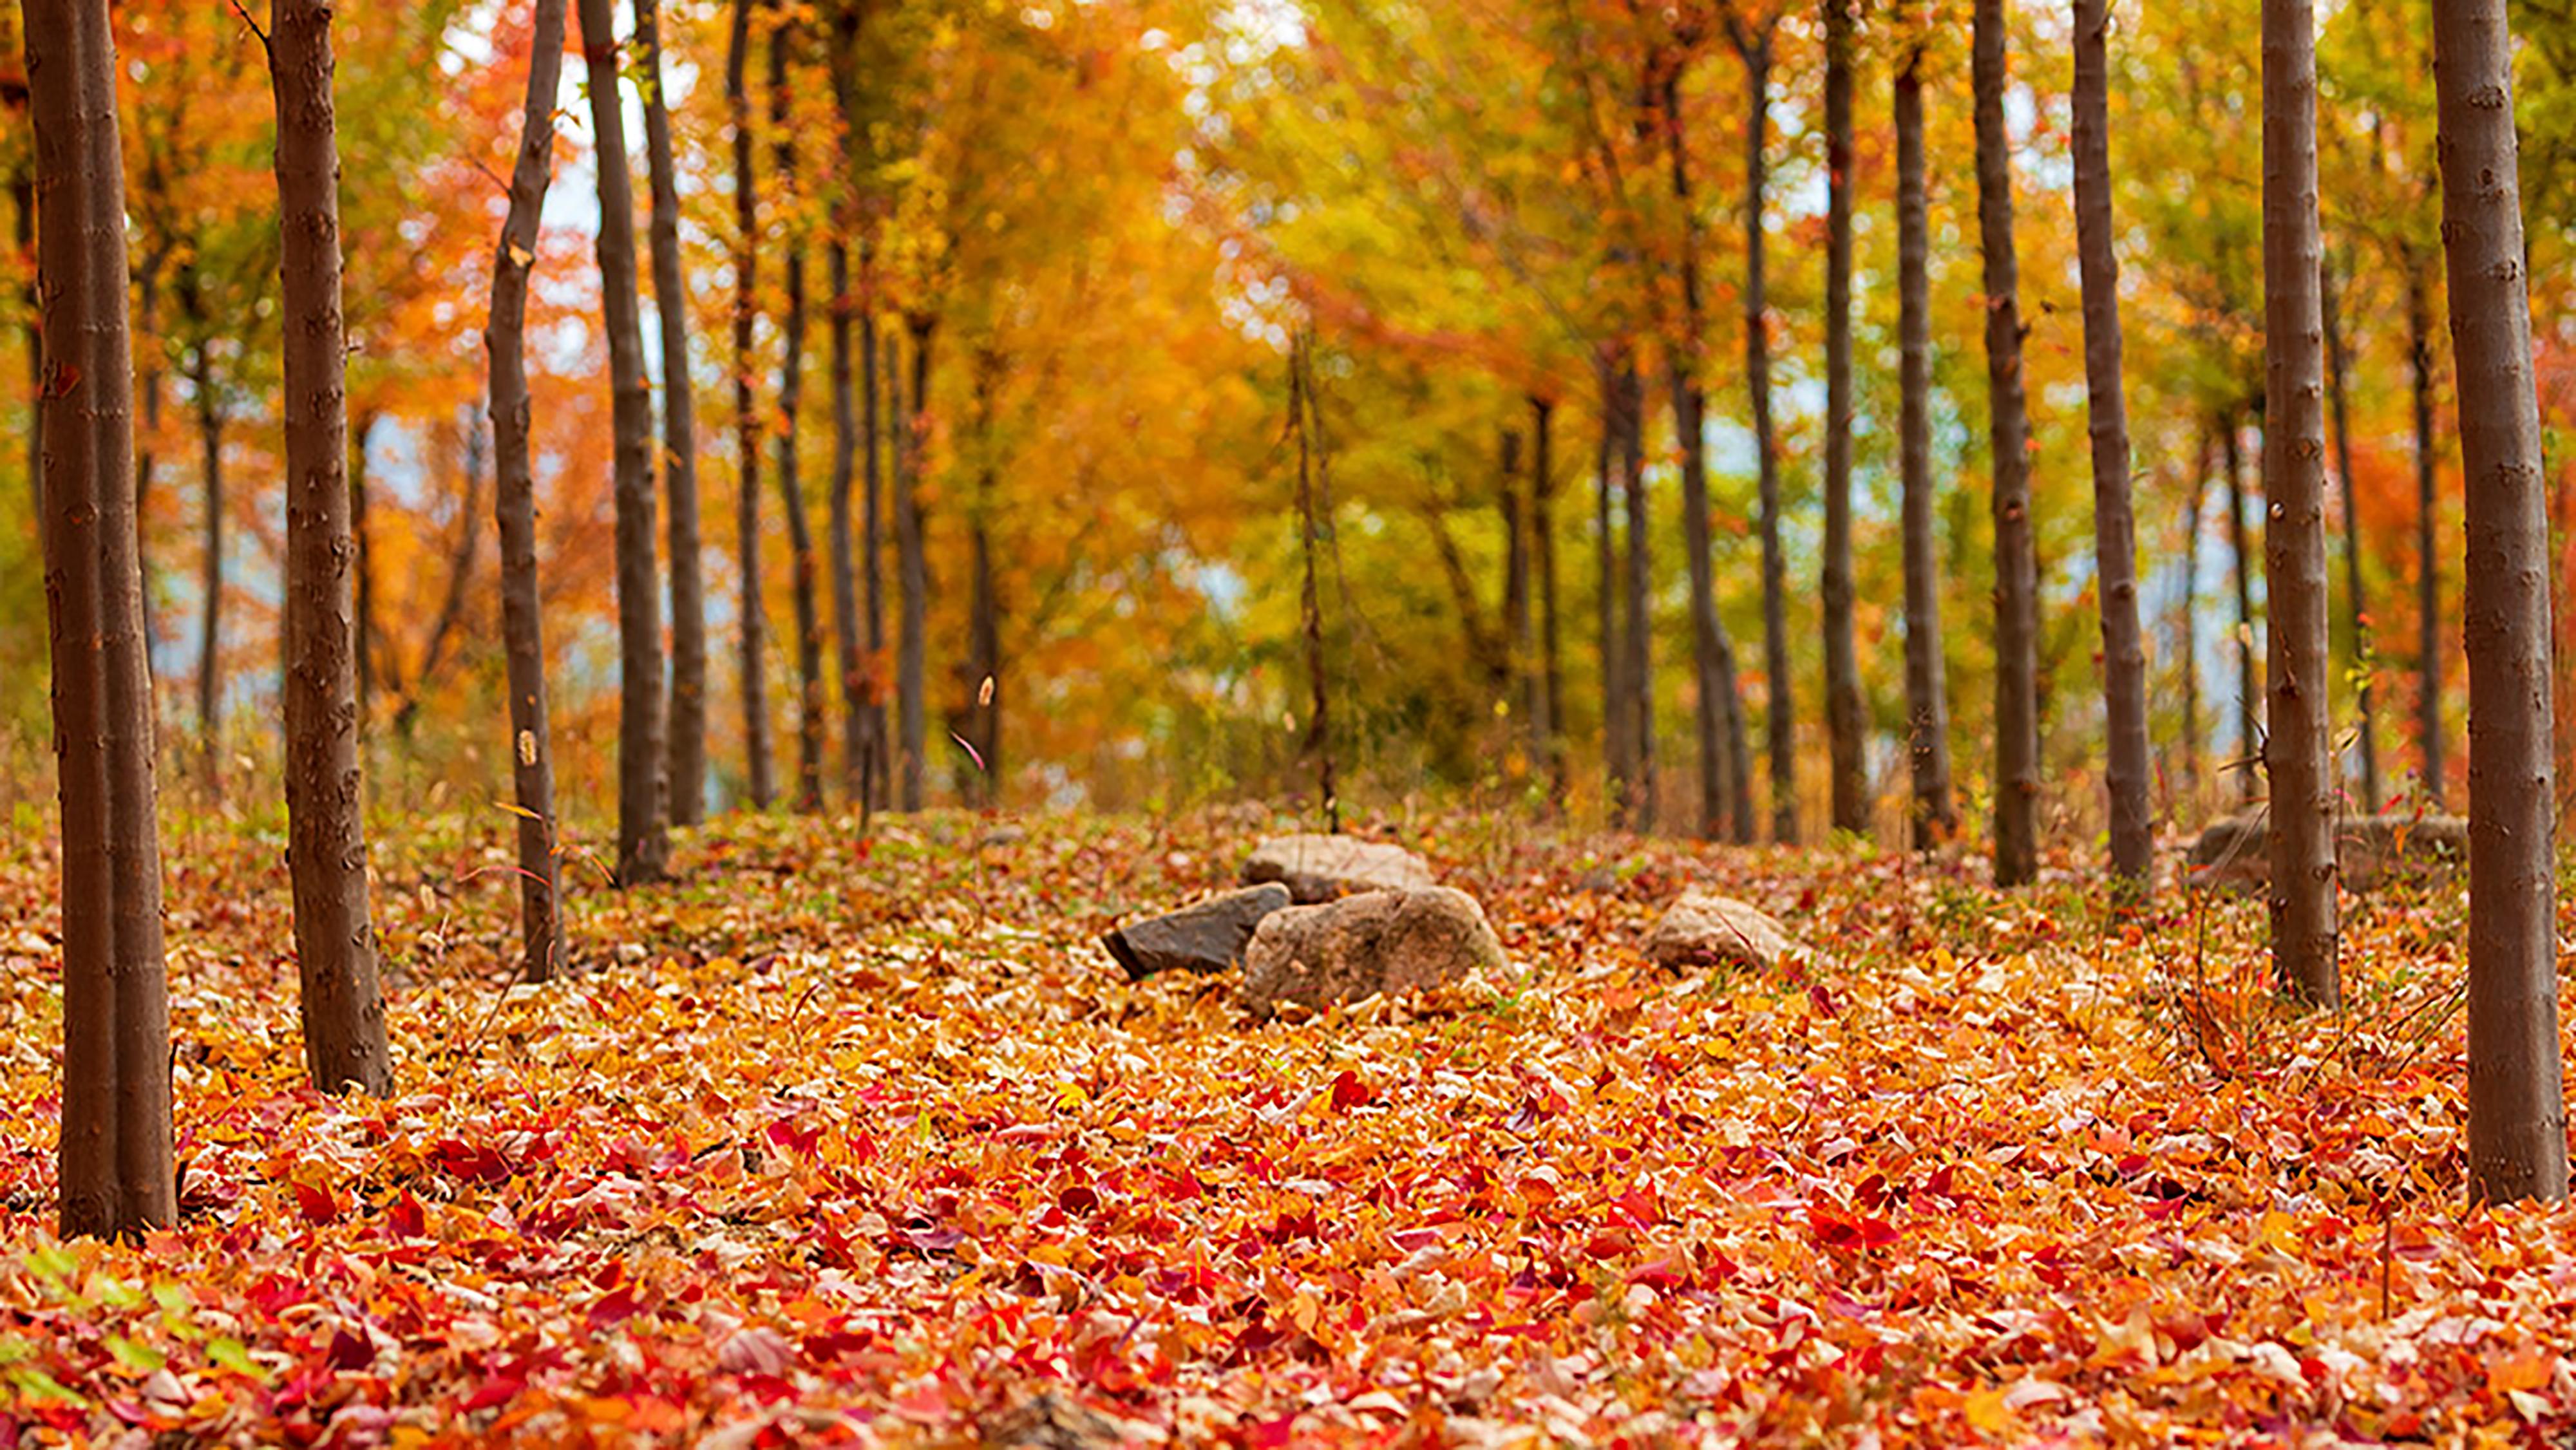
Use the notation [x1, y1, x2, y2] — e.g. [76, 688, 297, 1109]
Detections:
[1102, 833, 1806, 1020]
[2188, 811, 2467, 893]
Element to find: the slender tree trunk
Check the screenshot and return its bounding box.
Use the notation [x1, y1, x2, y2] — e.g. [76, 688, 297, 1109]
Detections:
[2322, 255, 2382, 813]
[2262, 0, 2341, 1006]
[133, 252, 161, 663]
[2072, 0, 2152, 887]
[1291, 333, 1339, 832]
[1821, 0, 1866, 836]
[577, 0, 668, 882]
[397, 409, 486, 739]
[32, 0, 176, 1241]
[12, 164, 35, 517]
[2409, 265, 2446, 807]
[1530, 394, 1564, 790]
[895, 315, 933, 811]
[828, 244, 865, 806]
[1595, 352, 1631, 820]
[270, 0, 391, 1094]
[1895, 50, 1956, 850]
[2434, 0, 2570, 1202]
[486, 0, 568, 984]
[350, 408, 377, 735]
[2181, 433, 2209, 807]
[638, 0, 707, 827]
[2226, 411, 2261, 802]
[185, 318, 223, 776]
[1973, 0, 2041, 886]
[1619, 358, 1656, 834]
[965, 366, 1001, 808]
[727, 0, 771, 811]
[1500, 426, 1531, 758]
[862, 313, 887, 811]
[1733, 26, 1795, 845]
[770, 23, 825, 815]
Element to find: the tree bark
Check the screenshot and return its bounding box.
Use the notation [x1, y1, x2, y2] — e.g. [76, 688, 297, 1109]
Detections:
[2226, 410, 2261, 802]
[350, 408, 378, 735]
[182, 286, 224, 779]
[2181, 431, 2209, 806]
[270, 0, 391, 1094]
[638, 0, 707, 827]
[12, 163, 35, 518]
[2322, 254, 2382, 813]
[829, 245, 866, 807]
[895, 315, 933, 811]
[771, 20, 825, 815]
[964, 352, 1001, 807]
[578, 0, 668, 880]
[1291, 333, 1338, 832]
[395, 409, 486, 739]
[486, 0, 569, 983]
[862, 313, 888, 811]
[133, 248, 162, 663]
[1618, 357, 1656, 834]
[2409, 265, 2446, 807]
[1895, 48, 1956, 851]
[1595, 351, 1631, 820]
[1500, 426, 1531, 757]
[1973, 0, 2041, 886]
[1821, 0, 1866, 836]
[2434, 0, 2570, 1202]
[2072, 0, 2152, 887]
[1529, 394, 1564, 792]
[727, 0, 772, 811]
[32, 0, 176, 1241]
[1730, 23, 1795, 845]
[2262, 0, 2341, 1006]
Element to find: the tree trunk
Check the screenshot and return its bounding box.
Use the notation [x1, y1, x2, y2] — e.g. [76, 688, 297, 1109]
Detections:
[895, 315, 933, 811]
[2409, 265, 2446, 807]
[2072, 0, 2152, 887]
[2262, 0, 2341, 1006]
[1733, 26, 1796, 845]
[486, 0, 569, 984]
[396, 408, 487, 739]
[32, 0, 176, 1241]
[2434, 0, 2570, 1202]
[2181, 432, 2208, 807]
[1291, 333, 1339, 832]
[2226, 411, 2261, 802]
[1821, 0, 1866, 836]
[862, 313, 888, 811]
[2322, 255, 2382, 813]
[578, 0, 668, 881]
[965, 359, 1001, 808]
[1618, 357, 1656, 834]
[727, 0, 771, 811]
[1499, 426, 1531, 758]
[12, 164, 35, 518]
[1529, 393, 1564, 791]
[1895, 48, 1956, 851]
[1595, 352, 1631, 820]
[133, 250, 162, 663]
[770, 22, 825, 816]
[828, 244, 866, 807]
[1973, 0, 2041, 887]
[184, 305, 223, 778]
[638, 0, 707, 827]
[350, 408, 377, 736]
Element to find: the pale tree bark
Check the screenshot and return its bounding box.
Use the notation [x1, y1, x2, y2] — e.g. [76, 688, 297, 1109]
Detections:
[895, 315, 933, 811]
[1895, 47, 1955, 850]
[2409, 265, 2446, 806]
[33, 0, 176, 1238]
[270, 0, 391, 1094]
[2262, 0, 2340, 1006]
[2433, 0, 2570, 1202]
[2322, 255, 2382, 812]
[486, 0, 569, 983]
[1727, 17, 1795, 845]
[1973, 0, 2041, 886]
[2072, 0, 2152, 887]
[638, 0, 707, 826]
[2226, 410, 2261, 802]
[578, 0, 669, 880]
[728, 0, 772, 810]
[1821, 0, 1866, 836]
[771, 19, 826, 814]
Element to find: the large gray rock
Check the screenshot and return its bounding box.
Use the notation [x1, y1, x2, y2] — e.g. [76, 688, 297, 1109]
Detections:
[1242, 833, 1435, 904]
[1241, 888, 1505, 1018]
[1643, 892, 1802, 972]
[2189, 811, 2467, 892]
[1101, 884, 1292, 981]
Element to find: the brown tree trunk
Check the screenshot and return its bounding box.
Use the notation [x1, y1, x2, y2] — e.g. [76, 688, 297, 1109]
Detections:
[182, 293, 224, 777]
[1821, 0, 1866, 836]
[1618, 357, 1656, 834]
[1730, 21, 1795, 845]
[895, 315, 933, 811]
[1973, 0, 2041, 886]
[2226, 410, 2261, 802]
[862, 313, 888, 811]
[2409, 265, 2446, 807]
[638, 0, 707, 827]
[1595, 351, 1631, 820]
[964, 353, 1001, 807]
[1895, 48, 1955, 850]
[1499, 426, 1531, 756]
[270, 0, 392, 1095]
[350, 408, 378, 736]
[2434, 0, 2570, 1202]
[32, 0, 176, 1240]
[578, 0, 668, 880]
[770, 21, 825, 815]
[829, 245, 866, 807]
[1529, 394, 1564, 791]
[2181, 433, 2209, 807]
[12, 163, 35, 517]
[395, 409, 486, 739]
[2072, 0, 2152, 887]
[2322, 254, 2382, 813]
[486, 0, 569, 983]
[133, 249, 162, 663]
[727, 0, 771, 811]
[1291, 332, 1339, 832]
[2262, 0, 2341, 1006]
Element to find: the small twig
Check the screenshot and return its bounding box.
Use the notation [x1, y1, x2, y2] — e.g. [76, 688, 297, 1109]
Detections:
[225, 0, 272, 54]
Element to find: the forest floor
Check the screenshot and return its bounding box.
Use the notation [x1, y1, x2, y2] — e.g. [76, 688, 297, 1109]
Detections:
[0, 807, 2570, 1447]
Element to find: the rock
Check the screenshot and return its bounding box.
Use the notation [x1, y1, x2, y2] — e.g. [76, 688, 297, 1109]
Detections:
[1100, 884, 1292, 981]
[1643, 892, 1802, 972]
[1241, 833, 1435, 903]
[2188, 811, 2467, 892]
[1241, 888, 1506, 1018]
[978, 824, 1028, 849]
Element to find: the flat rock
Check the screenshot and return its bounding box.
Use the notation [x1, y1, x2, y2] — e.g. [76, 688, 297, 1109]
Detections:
[1100, 884, 1292, 981]
[1242, 833, 1435, 904]
[1643, 892, 1802, 972]
[2189, 811, 2467, 892]
[1241, 888, 1504, 1019]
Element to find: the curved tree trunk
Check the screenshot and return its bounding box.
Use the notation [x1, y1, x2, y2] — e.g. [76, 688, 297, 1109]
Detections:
[770, 24, 825, 816]
[895, 315, 934, 811]
[2262, 0, 2340, 1006]
[486, 0, 569, 984]
[2433, 0, 2570, 1202]
[1732, 25, 1795, 845]
[1973, 0, 2041, 886]
[726, 0, 771, 811]
[576, 0, 668, 882]
[32, 0, 176, 1240]
[638, 0, 707, 827]
[2409, 267, 2445, 807]
[2072, 0, 2152, 887]
[1895, 47, 1955, 851]
[2225, 411, 2260, 802]
[2322, 255, 2382, 813]
[271, 0, 390, 1094]
[1821, 0, 1866, 836]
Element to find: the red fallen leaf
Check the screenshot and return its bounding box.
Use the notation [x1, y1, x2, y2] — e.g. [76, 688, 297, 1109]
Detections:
[902, 1225, 966, 1252]
[1330, 1070, 1372, 1112]
[1808, 984, 1838, 1017]
[323, 1329, 372, 1373]
[587, 1286, 644, 1330]
[386, 1192, 424, 1239]
[435, 1138, 511, 1185]
[716, 1328, 796, 1377]
[765, 1118, 822, 1156]
[294, 1180, 341, 1225]
[1059, 1183, 1100, 1214]
[461, 1376, 524, 1413]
